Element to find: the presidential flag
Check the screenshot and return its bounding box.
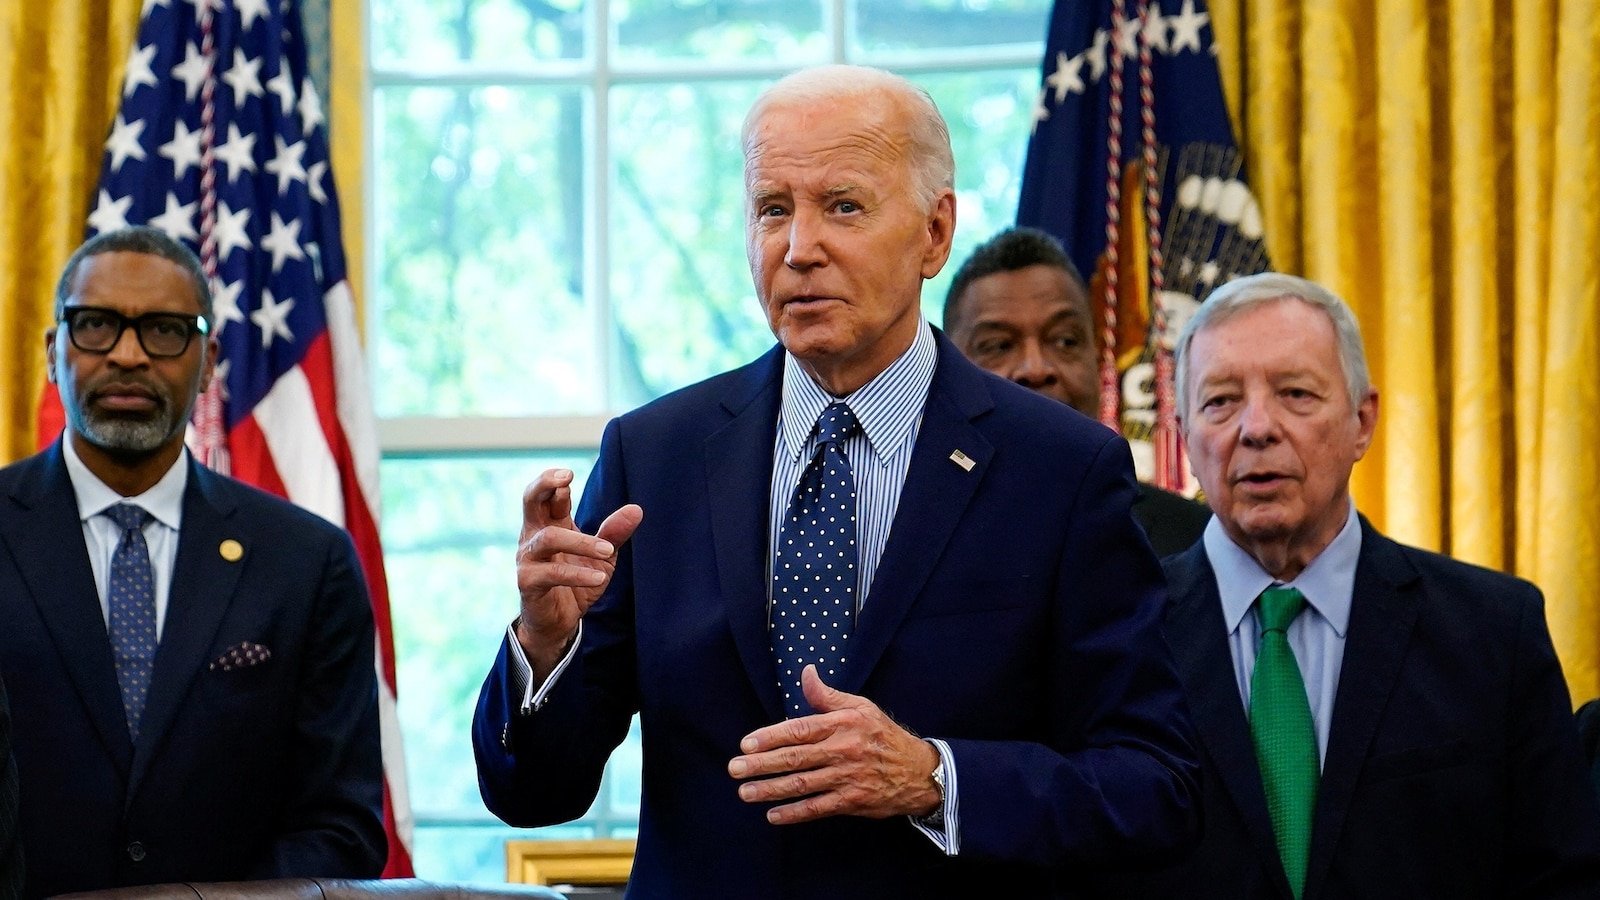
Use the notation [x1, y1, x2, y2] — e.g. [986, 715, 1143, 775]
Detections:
[1018, 0, 1269, 494]
[39, 0, 414, 875]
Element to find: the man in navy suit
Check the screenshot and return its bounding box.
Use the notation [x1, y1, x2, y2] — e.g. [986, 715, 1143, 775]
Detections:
[473, 66, 1199, 897]
[0, 227, 385, 895]
[1099, 272, 1600, 898]
[942, 226, 1210, 557]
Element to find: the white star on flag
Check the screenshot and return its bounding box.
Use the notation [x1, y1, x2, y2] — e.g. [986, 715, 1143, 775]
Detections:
[260, 211, 305, 272]
[211, 278, 247, 337]
[123, 43, 159, 97]
[158, 119, 204, 179]
[214, 123, 259, 183]
[235, 0, 272, 31]
[266, 69, 296, 115]
[250, 288, 296, 348]
[1046, 51, 1086, 103]
[170, 42, 210, 102]
[297, 79, 324, 134]
[265, 136, 308, 195]
[148, 192, 199, 242]
[1086, 29, 1109, 79]
[222, 48, 265, 107]
[105, 114, 148, 173]
[1116, 17, 1141, 57]
[1031, 87, 1050, 133]
[306, 160, 328, 204]
[212, 201, 254, 259]
[87, 190, 133, 235]
[1169, 0, 1210, 54]
[1141, 8, 1169, 54]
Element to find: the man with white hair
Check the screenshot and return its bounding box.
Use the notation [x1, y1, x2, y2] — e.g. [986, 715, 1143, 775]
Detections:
[473, 65, 1199, 897]
[1104, 272, 1600, 898]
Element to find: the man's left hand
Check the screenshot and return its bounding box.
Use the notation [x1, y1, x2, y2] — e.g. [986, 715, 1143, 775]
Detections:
[729, 666, 941, 824]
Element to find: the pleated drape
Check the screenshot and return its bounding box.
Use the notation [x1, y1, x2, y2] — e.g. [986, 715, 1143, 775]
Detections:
[0, 1, 142, 464]
[1211, 0, 1600, 697]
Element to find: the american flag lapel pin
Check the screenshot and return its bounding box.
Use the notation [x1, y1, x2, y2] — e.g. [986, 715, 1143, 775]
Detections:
[948, 449, 975, 471]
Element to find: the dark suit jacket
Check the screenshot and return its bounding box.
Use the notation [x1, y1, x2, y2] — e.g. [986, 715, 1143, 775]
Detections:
[1093, 518, 1600, 898]
[474, 333, 1200, 898]
[0, 671, 21, 899]
[0, 442, 386, 897]
[1133, 483, 1209, 557]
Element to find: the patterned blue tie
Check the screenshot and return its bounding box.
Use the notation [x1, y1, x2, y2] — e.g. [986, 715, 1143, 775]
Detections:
[105, 503, 157, 741]
[771, 402, 861, 718]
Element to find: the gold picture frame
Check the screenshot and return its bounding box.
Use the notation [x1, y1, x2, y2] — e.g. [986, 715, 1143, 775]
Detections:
[505, 838, 636, 887]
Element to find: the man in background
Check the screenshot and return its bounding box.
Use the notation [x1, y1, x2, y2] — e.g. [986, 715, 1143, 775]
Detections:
[0, 226, 385, 894]
[944, 226, 1209, 556]
[1110, 271, 1600, 898]
[474, 66, 1198, 897]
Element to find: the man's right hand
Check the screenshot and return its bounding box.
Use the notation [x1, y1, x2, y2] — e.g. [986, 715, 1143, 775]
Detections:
[514, 468, 643, 681]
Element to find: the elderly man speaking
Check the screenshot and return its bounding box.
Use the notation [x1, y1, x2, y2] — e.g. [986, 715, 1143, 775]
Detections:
[1105, 272, 1600, 899]
[472, 65, 1199, 898]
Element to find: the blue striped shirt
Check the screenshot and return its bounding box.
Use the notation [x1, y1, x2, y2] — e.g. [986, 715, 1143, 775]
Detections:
[770, 319, 937, 610]
[771, 319, 959, 855]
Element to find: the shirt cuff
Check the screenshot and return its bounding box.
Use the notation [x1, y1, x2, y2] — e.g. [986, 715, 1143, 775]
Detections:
[909, 738, 959, 856]
[505, 620, 583, 714]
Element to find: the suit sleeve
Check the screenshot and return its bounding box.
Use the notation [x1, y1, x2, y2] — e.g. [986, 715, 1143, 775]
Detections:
[1504, 586, 1600, 895]
[255, 528, 387, 877]
[473, 418, 640, 827]
[941, 436, 1201, 867]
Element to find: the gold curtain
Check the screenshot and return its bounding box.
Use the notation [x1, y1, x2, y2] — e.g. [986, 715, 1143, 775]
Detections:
[0, 1, 142, 464]
[1211, 0, 1600, 699]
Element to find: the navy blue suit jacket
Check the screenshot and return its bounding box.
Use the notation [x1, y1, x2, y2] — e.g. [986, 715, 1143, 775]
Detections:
[475, 333, 1199, 898]
[1093, 519, 1600, 898]
[0, 442, 386, 896]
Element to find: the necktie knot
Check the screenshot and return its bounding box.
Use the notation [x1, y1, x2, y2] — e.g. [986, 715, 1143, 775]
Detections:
[814, 402, 860, 446]
[1258, 585, 1306, 634]
[105, 503, 151, 534]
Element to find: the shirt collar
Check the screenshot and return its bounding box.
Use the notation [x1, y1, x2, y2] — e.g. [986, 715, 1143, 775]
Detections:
[1208, 501, 1361, 637]
[779, 318, 937, 467]
[62, 436, 190, 531]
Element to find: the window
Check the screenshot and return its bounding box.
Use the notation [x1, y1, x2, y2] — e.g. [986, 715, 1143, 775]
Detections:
[366, 0, 1048, 880]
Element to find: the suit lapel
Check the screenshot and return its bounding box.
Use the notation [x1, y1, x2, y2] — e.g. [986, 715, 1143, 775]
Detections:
[838, 335, 992, 696]
[1164, 546, 1293, 898]
[705, 348, 786, 722]
[129, 461, 246, 793]
[1302, 520, 1420, 900]
[2, 443, 134, 773]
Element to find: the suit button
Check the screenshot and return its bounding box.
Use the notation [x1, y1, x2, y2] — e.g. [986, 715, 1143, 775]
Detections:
[126, 841, 146, 862]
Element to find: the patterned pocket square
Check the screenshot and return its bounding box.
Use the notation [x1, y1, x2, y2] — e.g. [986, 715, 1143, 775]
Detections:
[209, 641, 273, 671]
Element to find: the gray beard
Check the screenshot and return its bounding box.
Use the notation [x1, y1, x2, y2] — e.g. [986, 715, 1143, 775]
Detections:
[66, 390, 186, 458]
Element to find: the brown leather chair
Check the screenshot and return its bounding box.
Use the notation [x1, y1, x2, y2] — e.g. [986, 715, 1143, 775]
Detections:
[51, 878, 566, 900]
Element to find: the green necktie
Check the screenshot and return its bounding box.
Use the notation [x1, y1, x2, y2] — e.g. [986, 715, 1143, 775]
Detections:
[1250, 585, 1318, 899]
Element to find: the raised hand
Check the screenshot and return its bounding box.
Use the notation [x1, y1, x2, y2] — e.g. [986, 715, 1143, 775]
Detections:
[513, 468, 643, 680]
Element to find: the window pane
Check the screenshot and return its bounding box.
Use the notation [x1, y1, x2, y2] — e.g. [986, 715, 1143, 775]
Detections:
[607, 81, 774, 410]
[372, 85, 600, 417]
[852, 0, 1050, 55]
[385, 453, 650, 880]
[613, 0, 825, 63]
[914, 69, 1039, 324]
[370, 0, 588, 69]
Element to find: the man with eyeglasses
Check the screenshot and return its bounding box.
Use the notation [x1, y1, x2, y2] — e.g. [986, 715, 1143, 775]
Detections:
[0, 226, 385, 894]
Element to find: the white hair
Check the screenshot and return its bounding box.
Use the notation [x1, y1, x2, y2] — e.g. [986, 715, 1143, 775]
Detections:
[741, 65, 955, 213]
[1175, 272, 1372, 419]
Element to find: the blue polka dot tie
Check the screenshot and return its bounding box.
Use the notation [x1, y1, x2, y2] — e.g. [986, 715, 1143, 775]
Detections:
[106, 503, 157, 742]
[771, 402, 861, 718]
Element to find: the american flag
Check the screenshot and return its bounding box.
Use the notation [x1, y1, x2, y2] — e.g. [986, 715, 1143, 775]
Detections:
[1017, 0, 1269, 494]
[38, 0, 414, 875]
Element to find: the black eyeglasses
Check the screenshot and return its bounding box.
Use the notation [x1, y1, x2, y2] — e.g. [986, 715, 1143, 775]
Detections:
[60, 306, 210, 359]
